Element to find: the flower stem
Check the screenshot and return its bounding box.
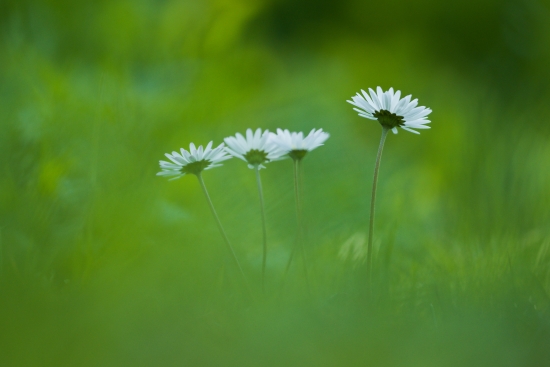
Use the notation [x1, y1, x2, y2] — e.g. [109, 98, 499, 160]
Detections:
[367, 126, 389, 287]
[293, 159, 310, 288]
[255, 168, 268, 294]
[281, 159, 312, 295]
[196, 173, 252, 297]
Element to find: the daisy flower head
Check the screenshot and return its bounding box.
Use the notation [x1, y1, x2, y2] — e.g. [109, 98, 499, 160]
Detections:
[269, 128, 330, 160]
[224, 128, 286, 169]
[348, 87, 432, 134]
[157, 141, 231, 180]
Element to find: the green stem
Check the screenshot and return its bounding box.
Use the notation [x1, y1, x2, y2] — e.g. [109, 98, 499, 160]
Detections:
[293, 159, 310, 290]
[367, 126, 389, 286]
[255, 168, 268, 294]
[281, 158, 311, 295]
[196, 173, 251, 297]
[0, 228, 3, 276]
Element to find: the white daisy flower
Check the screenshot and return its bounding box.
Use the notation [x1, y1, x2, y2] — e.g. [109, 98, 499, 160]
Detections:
[347, 87, 432, 134]
[157, 141, 231, 180]
[224, 128, 286, 169]
[269, 128, 330, 160]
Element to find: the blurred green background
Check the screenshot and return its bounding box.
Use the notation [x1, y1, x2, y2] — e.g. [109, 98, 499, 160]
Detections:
[1, 0, 550, 366]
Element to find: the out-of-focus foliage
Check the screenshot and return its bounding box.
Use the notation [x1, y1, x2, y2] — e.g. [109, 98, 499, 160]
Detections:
[1, 0, 550, 366]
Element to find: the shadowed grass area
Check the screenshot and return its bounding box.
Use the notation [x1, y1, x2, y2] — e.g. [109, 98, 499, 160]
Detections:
[1, 0, 550, 366]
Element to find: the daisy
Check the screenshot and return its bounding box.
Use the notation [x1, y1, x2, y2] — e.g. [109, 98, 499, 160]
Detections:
[347, 87, 433, 288]
[157, 141, 231, 180]
[270, 128, 329, 289]
[224, 128, 285, 293]
[157, 142, 251, 297]
[347, 87, 432, 134]
[224, 128, 286, 169]
[269, 128, 330, 160]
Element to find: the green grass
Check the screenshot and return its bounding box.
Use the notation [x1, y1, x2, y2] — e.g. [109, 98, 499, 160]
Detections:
[1, 0, 550, 366]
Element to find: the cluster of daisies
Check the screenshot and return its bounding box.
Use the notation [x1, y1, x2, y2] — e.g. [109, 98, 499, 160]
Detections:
[157, 87, 432, 293]
[158, 128, 330, 179]
[158, 87, 432, 179]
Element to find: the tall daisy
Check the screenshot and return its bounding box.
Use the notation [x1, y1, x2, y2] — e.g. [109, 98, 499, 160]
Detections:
[224, 128, 286, 293]
[348, 87, 432, 135]
[157, 142, 251, 295]
[347, 87, 432, 285]
[269, 128, 330, 288]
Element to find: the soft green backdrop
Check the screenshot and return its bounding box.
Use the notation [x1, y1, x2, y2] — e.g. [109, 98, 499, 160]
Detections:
[1, 0, 550, 366]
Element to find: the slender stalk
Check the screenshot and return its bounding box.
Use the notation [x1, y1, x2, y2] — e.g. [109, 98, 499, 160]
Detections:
[0, 228, 3, 276]
[196, 173, 251, 296]
[293, 159, 310, 289]
[367, 126, 389, 286]
[293, 160, 303, 261]
[255, 168, 268, 294]
[283, 160, 300, 273]
[281, 158, 312, 295]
